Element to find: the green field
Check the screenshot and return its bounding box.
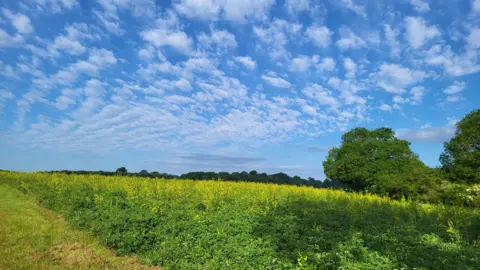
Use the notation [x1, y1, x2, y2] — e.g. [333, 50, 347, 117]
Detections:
[1, 171, 479, 269]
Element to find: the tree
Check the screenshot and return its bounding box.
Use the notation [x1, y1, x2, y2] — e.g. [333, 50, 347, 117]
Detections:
[323, 127, 438, 199]
[440, 109, 480, 184]
[116, 167, 127, 175]
[139, 169, 149, 177]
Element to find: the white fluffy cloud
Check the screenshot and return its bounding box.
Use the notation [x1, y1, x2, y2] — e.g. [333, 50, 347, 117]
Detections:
[410, 0, 430, 12]
[137, 46, 155, 61]
[33, 0, 77, 13]
[234, 56, 256, 70]
[0, 29, 23, 47]
[396, 124, 456, 143]
[289, 55, 314, 72]
[410, 86, 426, 104]
[342, 0, 366, 17]
[2, 9, 34, 34]
[33, 48, 117, 91]
[379, 104, 392, 111]
[443, 81, 466, 103]
[443, 81, 466, 95]
[175, 78, 193, 91]
[174, 0, 275, 23]
[55, 88, 79, 110]
[289, 55, 336, 73]
[404, 17, 440, 49]
[474, 0, 480, 12]
[94, 10, 123, 35]
[88, 48, 117, 67]
[49, 24, 96, 56]
[0, 89, 14, 101]
[424, 44, 480, 76]
[253, 19, 302, 59]
[140, 12, 193, 54]
[393, 95, 409, 104]
[261, 74, 292, 88]
[93, 0, 155, 35]
[305, 25, 332, 48]
[212, 0, 275, 23]
[301, 104, 318, 116]
[317, 58, 336, 71]
[198, 28, 237, 51]
[384, 24, 401, 57]
[336, 27, 366, 50]
[0, 89, 15, 113]
[343, 58, 356, 78]
[327, 77, 366, 107]
[466, 28, 480, 50]
[373, 63, 428, 94]
[174, 0, 220, 20]
[446, 95, 462, 103]
[302, 84, 339, 111]
[284, 0, 310, 14]
[52, 36, 86, 55]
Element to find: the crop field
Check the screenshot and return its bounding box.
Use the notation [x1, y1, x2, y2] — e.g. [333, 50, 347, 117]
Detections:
[1, 171, 479, 269]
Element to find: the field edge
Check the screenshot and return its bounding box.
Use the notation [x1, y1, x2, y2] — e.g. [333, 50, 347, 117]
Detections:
[0, 184, 159, 270]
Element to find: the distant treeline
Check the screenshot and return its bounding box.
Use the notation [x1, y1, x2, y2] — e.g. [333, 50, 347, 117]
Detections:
[49, 169, 178, 179]
[45, 169, 346, 189]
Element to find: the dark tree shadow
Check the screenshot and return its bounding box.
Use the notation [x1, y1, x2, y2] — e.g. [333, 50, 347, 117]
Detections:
[252, 195, 480, 269]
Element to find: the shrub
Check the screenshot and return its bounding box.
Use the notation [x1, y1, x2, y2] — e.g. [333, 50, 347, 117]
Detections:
[463, 184, 480, 207]
[438, 183, 480, 207]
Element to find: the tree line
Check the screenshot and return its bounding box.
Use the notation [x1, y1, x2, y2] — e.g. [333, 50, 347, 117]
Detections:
[49, 167, 347, 189]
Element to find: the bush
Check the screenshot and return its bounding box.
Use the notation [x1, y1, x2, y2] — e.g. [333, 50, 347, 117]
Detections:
[439, 183, 468, 206]
[438, 183, 480, 207]
[462, 184, 480, 207]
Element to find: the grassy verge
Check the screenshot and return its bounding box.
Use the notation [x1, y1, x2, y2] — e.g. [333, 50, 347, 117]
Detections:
[0, 184, 158, 270]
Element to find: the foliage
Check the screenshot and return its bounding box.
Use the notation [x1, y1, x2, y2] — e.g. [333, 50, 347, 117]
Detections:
[439, 183, 470, 206]
[323, 127, 441, 199]
[463, 184, 480, 207]
[1, 172, 479, 269]
[180, 171, 320, 187]
[440, 109, 480, 184]
[50, 169, 179, 179]
[116, 167, 128, 176]
[439, 183, 480, 207]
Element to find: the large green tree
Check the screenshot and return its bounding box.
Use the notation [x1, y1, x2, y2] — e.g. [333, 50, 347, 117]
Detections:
[440, 109, 480, 184]
[323, 127, 438, 199]
[115, 167, 127, 175]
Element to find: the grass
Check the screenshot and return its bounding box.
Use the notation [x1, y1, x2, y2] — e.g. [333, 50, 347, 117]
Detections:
[1, 172, 480, 269]
[0, 184, 158, 269]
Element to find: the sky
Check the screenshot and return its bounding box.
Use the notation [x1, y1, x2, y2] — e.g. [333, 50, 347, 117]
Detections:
[0, 0, 479, 179]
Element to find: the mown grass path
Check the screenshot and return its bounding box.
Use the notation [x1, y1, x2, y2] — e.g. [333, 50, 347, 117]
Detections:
[0, 184, 158, 270]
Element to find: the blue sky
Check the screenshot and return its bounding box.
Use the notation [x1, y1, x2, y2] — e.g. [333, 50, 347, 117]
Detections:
[0, 0, 480, 179]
